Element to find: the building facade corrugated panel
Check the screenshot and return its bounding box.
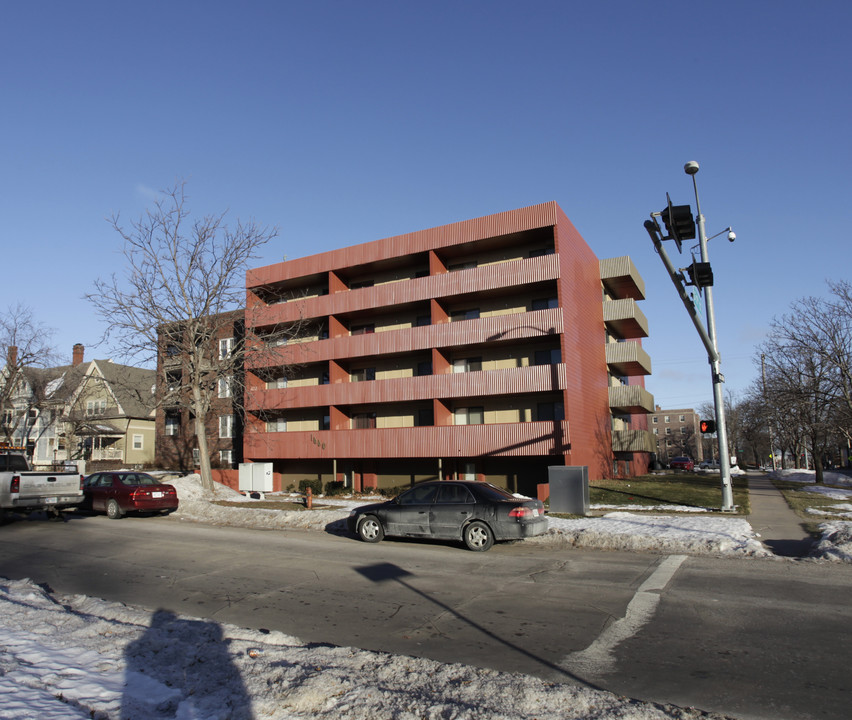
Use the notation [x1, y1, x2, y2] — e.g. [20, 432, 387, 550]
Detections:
[249, 255, 560, 328]
[246, 308, 564, 369]
[246, 203, 560, 289]
[247, 365, 567, 411]
[244, 421, 570, 459]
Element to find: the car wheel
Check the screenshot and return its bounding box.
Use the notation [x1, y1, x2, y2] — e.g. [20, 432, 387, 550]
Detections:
[357, 515, 384, 543]
[464, 521, 494, 552]
[106, 499, 123, 520]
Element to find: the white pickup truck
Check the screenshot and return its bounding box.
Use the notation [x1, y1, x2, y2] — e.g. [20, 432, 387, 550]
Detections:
[0, 446, 84, 523]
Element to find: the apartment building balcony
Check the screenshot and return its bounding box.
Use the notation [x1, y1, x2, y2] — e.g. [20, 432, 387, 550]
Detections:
[246, 308, 564, 370]
[603, 298, 649, 339]
[608, 385, 655, 414]
[247, 365, 567, 411]
[244, 420, 571, 460]
[248, 255, 560, 329]
[605, 341, 652, 376]
[611, 429, 656, 453]
[600, 256, 645, 301]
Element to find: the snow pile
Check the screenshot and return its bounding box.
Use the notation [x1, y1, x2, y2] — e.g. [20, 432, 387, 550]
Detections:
[0, 577, 729, 720]
[811, 522, 852, 563]
[532, 513, 770, 557]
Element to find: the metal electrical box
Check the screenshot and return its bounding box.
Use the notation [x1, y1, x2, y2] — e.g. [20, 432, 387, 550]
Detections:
[239, 462, 273, 493]
[548, 466, 589, 515]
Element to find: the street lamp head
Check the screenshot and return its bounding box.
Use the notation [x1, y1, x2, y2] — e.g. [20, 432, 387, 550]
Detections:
[684, 161, 700, 176]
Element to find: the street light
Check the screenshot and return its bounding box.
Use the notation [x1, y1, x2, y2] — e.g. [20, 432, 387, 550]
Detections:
[644, 162, 735, 512]
[685, 161, 734, 512]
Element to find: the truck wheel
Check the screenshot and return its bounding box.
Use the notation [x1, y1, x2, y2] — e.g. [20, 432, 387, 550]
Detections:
[106, 499, 123, 520]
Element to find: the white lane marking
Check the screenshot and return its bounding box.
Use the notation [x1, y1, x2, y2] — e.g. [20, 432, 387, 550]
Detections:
[562, 554, 687, 678]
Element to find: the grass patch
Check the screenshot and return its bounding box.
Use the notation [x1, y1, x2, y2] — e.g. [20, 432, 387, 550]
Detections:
[584, 472, 750, 515]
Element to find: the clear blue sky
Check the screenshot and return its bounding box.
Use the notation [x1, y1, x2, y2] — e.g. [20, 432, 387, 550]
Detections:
[2, 1, 849, 411]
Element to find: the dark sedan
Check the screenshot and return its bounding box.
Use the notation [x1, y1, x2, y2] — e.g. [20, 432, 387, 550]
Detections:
[82, 471, 179, 519]
[347, 480, 548, 551]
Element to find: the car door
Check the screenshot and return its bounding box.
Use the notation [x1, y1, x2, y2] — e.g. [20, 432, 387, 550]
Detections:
[430, 483, 475, 539]
[86, 473, 113, 512]
[384, 484, 439, 536]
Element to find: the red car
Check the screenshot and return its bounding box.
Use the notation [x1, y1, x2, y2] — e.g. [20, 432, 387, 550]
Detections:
[669, 456, 695, 471]
[82, 471, 179, 519]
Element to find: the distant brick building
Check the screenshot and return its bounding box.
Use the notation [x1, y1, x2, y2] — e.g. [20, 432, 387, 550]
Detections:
[649, 406, 703, 464]
[154, 312, 244, 473]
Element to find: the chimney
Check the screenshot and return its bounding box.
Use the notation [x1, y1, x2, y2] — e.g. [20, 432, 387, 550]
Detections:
[73, 344, 85, 367]
[7, 345, 17, 368]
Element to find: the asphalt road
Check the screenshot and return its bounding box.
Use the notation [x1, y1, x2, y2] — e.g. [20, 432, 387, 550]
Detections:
[1, 512, 850, 720]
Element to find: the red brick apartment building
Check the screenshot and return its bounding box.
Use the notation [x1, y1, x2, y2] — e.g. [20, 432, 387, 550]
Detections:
[242, 202, 654, 497]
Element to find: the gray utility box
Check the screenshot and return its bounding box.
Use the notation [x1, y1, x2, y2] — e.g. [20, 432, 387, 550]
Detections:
[239, 462, 273, 493]
[548, 466, 589, 515]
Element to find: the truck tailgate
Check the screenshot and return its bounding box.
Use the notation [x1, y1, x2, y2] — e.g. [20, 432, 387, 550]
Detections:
[17, 472, 83, 499]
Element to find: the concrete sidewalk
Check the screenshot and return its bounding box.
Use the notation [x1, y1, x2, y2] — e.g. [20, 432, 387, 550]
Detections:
[747, 472, 814, 557]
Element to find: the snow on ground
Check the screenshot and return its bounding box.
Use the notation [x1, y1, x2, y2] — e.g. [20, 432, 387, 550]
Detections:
[0, 576, 729, 720]
[2, 471, 851, 719]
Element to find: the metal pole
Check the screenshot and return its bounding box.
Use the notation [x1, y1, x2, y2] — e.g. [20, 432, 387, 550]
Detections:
[761, 353, 777, 471]
[686, 162, 735, 511]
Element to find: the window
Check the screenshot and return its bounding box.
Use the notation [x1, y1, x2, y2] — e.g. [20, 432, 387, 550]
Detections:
[350, 279, 374, 289]
[416, 360, 432, 376]
[529, 247, 555, 257]
[353, 413, 376, 429]
[416, 408, 434, 427]
[165, 413, 180, 436]
[448, 261, 477, 271]
[451, 309, 480, 321]
[537, 402, 565, 422]
[267, 417, 287, 432]
[322, 414, 330, 431]
[166, 371, 181, 393]
[531, 297, 558, 311]
[664, 416, 670, 423]
[86, 400, 107, 416]
[452, 357, 482, 373]
[219, 414, 234, 438]
[415, 315, 431, 327]
[454, 407, 484, 425]
[679, 415, 686, 422]
[665, 427, 671, 435]
[268, 376, 287, 389]
[652, 416, 658, 423]
[534, 348, 561, 365]
[218, 376, 233, 398]
[681, 426, 688, 434]
[351, 324, 375, 335]
[192, 448, 200, 465]
[132, 434, 143, 450]
[351, 367, 376, 382]
[219, 337, 234, 359]
[436, 485, 474, 504]
[219, 450, 233, 465]
[653, 428, 659, 435]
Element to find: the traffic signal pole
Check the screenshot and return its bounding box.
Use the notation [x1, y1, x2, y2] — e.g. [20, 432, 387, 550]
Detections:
[645, 162, 735, 512]
[688, 165, 735, 511]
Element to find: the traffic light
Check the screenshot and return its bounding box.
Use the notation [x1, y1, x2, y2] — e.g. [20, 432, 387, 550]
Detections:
[686, 261, 714, 288]
[660, 195, 696, 253]
[700, 419, 716, 434]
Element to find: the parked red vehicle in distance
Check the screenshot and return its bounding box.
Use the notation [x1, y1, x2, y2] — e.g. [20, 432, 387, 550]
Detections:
[81, 471, 179, 519]
[668, 456, 695, 471]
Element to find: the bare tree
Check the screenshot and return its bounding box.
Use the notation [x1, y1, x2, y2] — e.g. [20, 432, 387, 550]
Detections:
[0, 305, 59, 445]
[86, 182, 294, 493]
